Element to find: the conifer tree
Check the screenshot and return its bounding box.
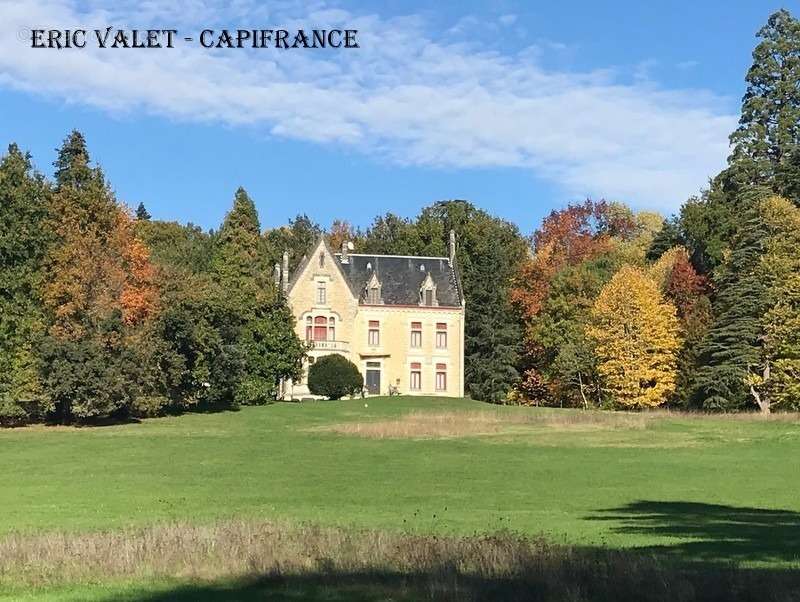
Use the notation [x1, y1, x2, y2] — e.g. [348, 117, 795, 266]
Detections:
[135, 202, 151, 221]
[212, 188, 305, 404]
[41, 131, 157, 421]
[691, 193, 771, 410]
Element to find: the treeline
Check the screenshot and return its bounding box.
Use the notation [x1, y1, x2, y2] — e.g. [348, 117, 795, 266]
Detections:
[508, 9, 800, 412]
[0, 133, 306, 425]
[2, 9, 800, 423]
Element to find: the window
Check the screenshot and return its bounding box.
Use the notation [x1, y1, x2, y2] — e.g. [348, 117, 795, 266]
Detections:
[329, 316, 336, 341]
[305, 316, 313, 341]
[435, 363, 447, 391]
[317, 283, 326, 305]
[436, 323, 448, 349]
[367, 287, 380, 304]
[313, 316, 328, 341]
[425, 289, 434, 306]
[368, 320, 380, 346]
[319, 251, 325, 267]
[410, 322, 422, 348]
[410, 362, 422, 390]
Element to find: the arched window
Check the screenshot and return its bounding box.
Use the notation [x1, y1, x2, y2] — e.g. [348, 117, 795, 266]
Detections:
[319, 251, 325, 267]
[314, 316, 328, 341]
[329, 317, 336, 341]
[305, 316, 313, 341]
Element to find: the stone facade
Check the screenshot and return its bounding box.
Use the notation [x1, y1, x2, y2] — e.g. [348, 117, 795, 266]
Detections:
[281, 235, 465, 399]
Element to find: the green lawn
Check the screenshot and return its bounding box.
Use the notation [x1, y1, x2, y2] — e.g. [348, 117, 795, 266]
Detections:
[2, 397, 799, 599]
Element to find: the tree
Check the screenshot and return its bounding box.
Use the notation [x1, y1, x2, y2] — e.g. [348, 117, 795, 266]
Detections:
[135, 202, 151, 221]
[212, 188, 305, 404]
[416, 201, 529, 401]
[0, 144, 50, 423]
[691, 192, 771, 410]
[729, 10, 800, 183]
[40, 131, 159, 421]
[751, 197, 800, 412]
[360, 213, 421, 255]
[307, 354, 363, 400]
[327, 219, 357, 251]
[264, 214, 321, 272]
[676, 10, 800, 278]
[588, 266, 681, 409]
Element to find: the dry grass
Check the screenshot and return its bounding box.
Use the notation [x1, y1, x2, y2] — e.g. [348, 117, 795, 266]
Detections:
[315, 409, 653, 439]
[1, 519, 798, 601]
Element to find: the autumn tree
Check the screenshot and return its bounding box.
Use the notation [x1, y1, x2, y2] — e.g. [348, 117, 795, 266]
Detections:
[41, 131, 159, 421]
[746, 196, 800, 412]
[327, 219, 358, 251]
[588, 266, 681, 409]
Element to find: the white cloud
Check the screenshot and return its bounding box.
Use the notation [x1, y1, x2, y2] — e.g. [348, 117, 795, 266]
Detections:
[0, 0, 736, 211]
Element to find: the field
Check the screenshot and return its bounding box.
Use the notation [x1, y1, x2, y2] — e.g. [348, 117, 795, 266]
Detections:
[2, 397, 799, 601]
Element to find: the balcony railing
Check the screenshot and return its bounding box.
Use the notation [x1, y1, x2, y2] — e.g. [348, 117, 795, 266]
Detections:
[309, 339, 350, 352]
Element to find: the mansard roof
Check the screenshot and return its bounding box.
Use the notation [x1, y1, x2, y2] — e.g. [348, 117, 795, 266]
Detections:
[286, 236, 464, 307]
[337, 252, 463, 307]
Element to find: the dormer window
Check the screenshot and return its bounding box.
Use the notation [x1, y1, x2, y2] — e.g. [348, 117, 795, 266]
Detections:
[419, 272, 438, 307]
[364, 272, 383, 305]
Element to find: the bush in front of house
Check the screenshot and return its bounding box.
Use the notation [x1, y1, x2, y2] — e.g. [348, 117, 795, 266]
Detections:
[307, 354, 363, 400]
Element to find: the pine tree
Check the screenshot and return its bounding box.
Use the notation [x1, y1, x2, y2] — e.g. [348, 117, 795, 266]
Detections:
[135, 202, 151, 221]
[588, 266, 681, 409]
[212, 188, 305, 404]
[41, 131, 152, 421]
[0, 144, 50, 423]
[729, 10, 800, 183]
[691, 194, 771, 410]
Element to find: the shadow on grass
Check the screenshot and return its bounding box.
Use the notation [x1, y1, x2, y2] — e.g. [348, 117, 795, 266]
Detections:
[99, 567, 800, 602]
[591, 500, 800, 566]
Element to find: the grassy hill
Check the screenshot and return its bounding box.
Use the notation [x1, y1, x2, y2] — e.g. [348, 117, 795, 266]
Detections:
[2, 397, 799, 600]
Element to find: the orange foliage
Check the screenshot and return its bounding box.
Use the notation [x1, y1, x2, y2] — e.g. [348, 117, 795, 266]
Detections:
[117, 211, 159, 326]
[510, 200, 633, 319]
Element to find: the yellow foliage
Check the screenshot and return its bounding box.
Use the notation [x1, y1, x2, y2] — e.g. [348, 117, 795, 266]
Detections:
[648, 246, 691, 292]
[588, 265, 681, 408]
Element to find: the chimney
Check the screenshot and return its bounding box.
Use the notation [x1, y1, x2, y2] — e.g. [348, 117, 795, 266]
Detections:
[449, 229, 456, 263]
[281, 251, 289, 293]
[341, 240, 350, 264]
[273, 263, 281, 287]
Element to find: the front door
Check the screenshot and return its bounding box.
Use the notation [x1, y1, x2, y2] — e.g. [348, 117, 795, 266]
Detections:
[366, 369, 381, 395]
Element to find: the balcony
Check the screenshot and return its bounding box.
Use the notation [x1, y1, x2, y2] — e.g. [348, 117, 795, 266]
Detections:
[308, 339, 350, 352]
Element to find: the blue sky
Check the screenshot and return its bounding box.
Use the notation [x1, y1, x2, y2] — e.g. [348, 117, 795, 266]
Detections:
[1, 1, 797, 234]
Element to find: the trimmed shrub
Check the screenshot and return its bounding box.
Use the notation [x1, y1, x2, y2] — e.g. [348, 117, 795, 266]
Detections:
[307, 354, 363, 400]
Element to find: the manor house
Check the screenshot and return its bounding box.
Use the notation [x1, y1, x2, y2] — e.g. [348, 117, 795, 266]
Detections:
[277, 233, 465, 399]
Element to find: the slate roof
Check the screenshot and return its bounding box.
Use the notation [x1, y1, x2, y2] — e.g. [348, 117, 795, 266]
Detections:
[336, 253, 463, 307]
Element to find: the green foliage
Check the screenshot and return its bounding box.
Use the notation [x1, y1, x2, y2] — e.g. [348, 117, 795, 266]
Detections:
[757, 197, 800, 410]
[692, 197, 771, 410]
[307, 354, 363, 400]
[40, 327, 136, 420]
[729, 9, 800, 183]
[212, 188, 306, 405]
[264, 213, 322, 272]
[135, 202, 151, 221]
[135, 220, 214, 274]
[0, 144, 50, 423]
[359, 213, 422, 255]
